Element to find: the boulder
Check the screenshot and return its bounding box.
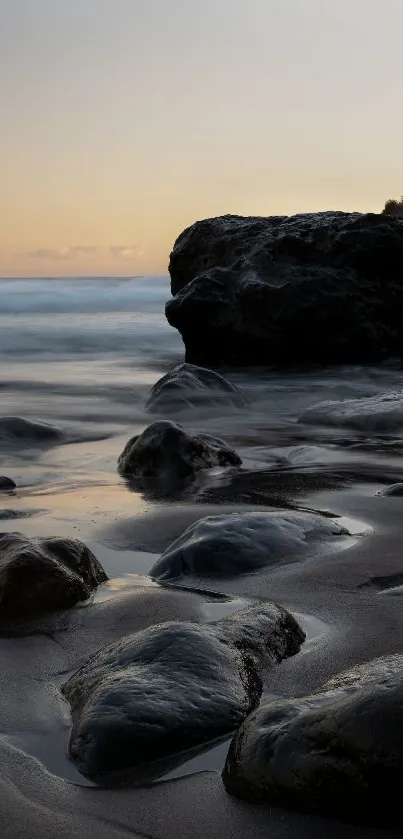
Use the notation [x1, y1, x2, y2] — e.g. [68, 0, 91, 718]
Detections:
[118, 420, 241, 482]
[145, 363, 248, 414]
[166, 212, 403, 366]
[0, 533, 107, 622]
[0, 477, 16, 491]
[223, 653, 403, 828]
[150, 511, 350, 581]
[62, 602, 305, 779]
[0, 417, 63, 446]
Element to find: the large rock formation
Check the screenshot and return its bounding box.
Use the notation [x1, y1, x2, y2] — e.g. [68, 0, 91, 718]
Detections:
[223, 653, 403, 828]
[62, 602, 304, 780]
[166, 212, 403, 366]
[118, 420, 241, 483]
[0, 533, 107, 622]
[150, 511, 350, 581]
[145, 363, 248, 414]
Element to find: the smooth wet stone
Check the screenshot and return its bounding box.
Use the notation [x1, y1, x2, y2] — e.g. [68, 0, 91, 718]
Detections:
[380, 483, 403, 496]
[0, 477, 16, 491]
[223, 653, 403, 828]
[118, 420, 241, 482]
[0, 533, 107, 622]
[150, 511, 350, 581]
[0, 417, 63, 446]
[299, 392, 403, 434]
[167, 212, 403, 366]
[146, 363, 248, 414]
[62, 602, 305, 779]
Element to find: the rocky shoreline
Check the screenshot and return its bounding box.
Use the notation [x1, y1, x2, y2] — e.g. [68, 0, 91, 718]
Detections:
[2, 216, 403, 837]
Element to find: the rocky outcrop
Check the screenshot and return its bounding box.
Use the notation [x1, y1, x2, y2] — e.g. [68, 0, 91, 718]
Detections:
[166, 212, 403, 366]
[0, 477, 16, 491]
[223, 653, 403, 828]
[118, 420, 241, 483]
[145, 363, 248, 414]
[0, 533, 107, 622]
[150, 511, 350, 581]
[62, 602, 304, 779]
[0, 417, 63, 446]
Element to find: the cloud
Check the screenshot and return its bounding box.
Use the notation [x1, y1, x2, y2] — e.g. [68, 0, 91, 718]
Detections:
[110, 245, 143, 259]
[24, 246, 97, 260]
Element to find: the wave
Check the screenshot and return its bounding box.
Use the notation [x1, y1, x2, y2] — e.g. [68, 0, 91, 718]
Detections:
[0, 277, 170, 314]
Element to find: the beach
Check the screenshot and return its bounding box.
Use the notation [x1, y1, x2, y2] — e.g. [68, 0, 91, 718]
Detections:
[1, 276, 403, 837]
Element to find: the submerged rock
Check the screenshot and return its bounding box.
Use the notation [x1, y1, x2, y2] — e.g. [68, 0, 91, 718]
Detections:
[62, 602, 304, 779]
[223, 653, 403, 828]
[150, 511, 350, 581]
[166, 212, 403, 366]
[146, 362, 248, 414]
[380, 483, 403, 497]
[299, 391, 403, 434]
[118, 420, 241, 482]
[0, 477, 16, 491]
[0, 533, 107, 622]
[0, 417, 63, 446]
[0, 510, 42, 520]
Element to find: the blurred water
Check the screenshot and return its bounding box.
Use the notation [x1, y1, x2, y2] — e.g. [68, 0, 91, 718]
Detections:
[1, 276, 403, 484]
[0, 277, 182, 430]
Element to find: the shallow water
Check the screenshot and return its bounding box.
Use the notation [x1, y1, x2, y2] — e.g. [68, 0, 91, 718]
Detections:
[2, 277, 403, 515]
[2, 276, 403, 791]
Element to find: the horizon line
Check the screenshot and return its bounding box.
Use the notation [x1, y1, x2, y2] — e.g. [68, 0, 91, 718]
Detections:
[0, 274, 170, 281]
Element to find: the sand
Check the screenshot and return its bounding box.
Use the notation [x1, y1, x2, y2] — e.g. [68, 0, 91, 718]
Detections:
[1, 468, 403, 837]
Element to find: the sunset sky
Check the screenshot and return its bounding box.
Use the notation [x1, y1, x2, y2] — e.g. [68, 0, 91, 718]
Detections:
[1, 0, 402, 278]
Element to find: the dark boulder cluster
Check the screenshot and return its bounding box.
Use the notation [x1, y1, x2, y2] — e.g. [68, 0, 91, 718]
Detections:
[166, 211, 403, 366]
[118, 363, 248, 491]
[62, 602, 304, 780]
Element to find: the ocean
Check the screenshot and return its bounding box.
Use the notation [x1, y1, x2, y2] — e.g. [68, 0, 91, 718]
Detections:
[1, 276, 403, 485]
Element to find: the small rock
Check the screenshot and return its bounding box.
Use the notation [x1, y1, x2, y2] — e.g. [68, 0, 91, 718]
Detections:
[0, 510, 39, 520]
[380, 483, 403, 497]
[146, 362, 248, 414]
[223, 653, 403, 828]
[0, 477, 16, 492]
[0, 533, 107, 622]
[118, 420, 241, 482]
[0, 417, 63, 447]
[150, 511, 350, 581]
[62, 602, 304, 779]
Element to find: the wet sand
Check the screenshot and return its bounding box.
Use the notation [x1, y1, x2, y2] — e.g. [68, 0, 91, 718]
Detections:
[2, 459, 403, 837]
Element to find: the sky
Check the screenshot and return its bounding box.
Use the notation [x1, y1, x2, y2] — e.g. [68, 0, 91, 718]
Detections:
[1, 0, 402, 278]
